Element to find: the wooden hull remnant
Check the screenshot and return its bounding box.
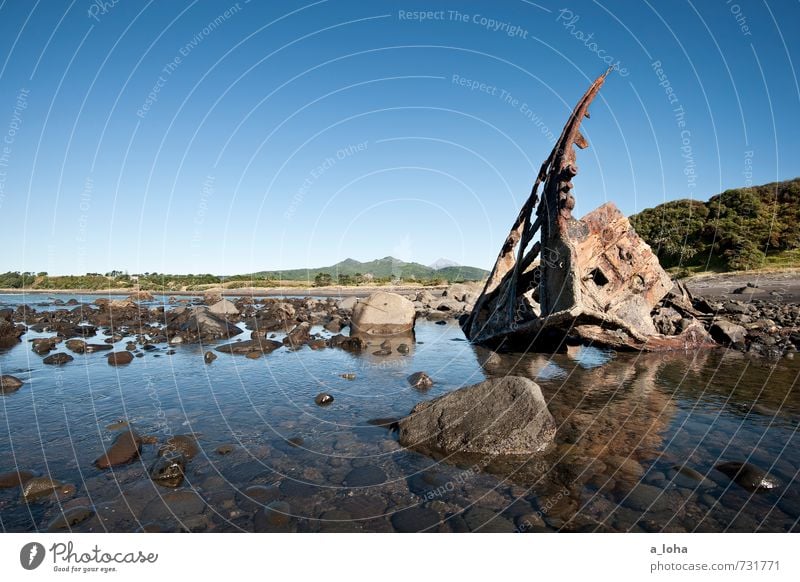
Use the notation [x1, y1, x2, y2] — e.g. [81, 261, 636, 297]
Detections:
[462, 70, 713, 351]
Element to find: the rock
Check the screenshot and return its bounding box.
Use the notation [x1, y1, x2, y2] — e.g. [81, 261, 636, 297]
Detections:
[166, 306, 243, 342]
[463, 507, 516, 532]
[709, 319, 747, 345]
[142, 489, 206, 522]
[397, 376, 556, 456]
[283, 322, 312, 349]
[204, 351, 217, 363]
[215, 444, 236, 455]
[344, 466, 387, 487]
[109, 298, 136, 309]
[668, 465, 714, 488]
[351, 291, 416, 335]
[407, 371, 433, 390]
[390, 507, 440, 532]
[324, 317, 343, 333]
[94, 429, 143, 468]
[158, 435, 199, 459]
[623, 483, 670, 512]
[327, 334, 366, 352]
[0, 375, 24, 394]
[340, 372, 356, 380]
[337, 297, 359, 311]
[0, 314, 25, 348]
[0, 469, 34, 488]
[47, 506, 95, 531]
[43, 352, 73, 365]
[84, 343, 113, 353]
[216, 339, 282, 355]
[21, 476, 62, 502]
[314, 393, 334, 406]
[715, 462, 779, 492]
[236, 485, 280, 512]
[149, 453, 186, 488]
[128, 290, 155, 302]
[208, 298, 239, 316]
[107, 351, 134, 366]
[65, 339, 87, 353]
[32, 337, 58, 354]
[254, 501, 292, 531]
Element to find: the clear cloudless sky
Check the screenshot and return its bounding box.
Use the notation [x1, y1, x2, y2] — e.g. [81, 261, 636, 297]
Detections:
[0, 0, 798, 275]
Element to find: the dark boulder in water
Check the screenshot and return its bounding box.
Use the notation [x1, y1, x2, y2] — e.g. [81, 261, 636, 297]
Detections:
[94, 429, 142, 468]
[149, 453, 186, 488]
[407, 371, 433, 390]
[107, 351, 134, 366]
[43, 352, 73, 365]
[0, 375, 24, 394]
[715, 461, 779, 492]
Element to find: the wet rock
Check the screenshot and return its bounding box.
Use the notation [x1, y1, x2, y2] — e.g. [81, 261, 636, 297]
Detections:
[105, 419, 129, 431]
[314, 393, 334, 406]
[279, 479, 317, 498]
[339, 372, 356, 380]
[0, 469, 34, 488]
[204, 351, 217, 363]
[207, 298, 239, 316]
[32, 337, 58, 355]
[463, 507, 516, 532]
[0, 375, 24, 394]
[236, 485, 280, 512]
[107, 351, 134, 366]
[351, 291, 416, 335]
[65, 339, 87, 353]
[94, 429, 143, 468]
[337, 297, 359, 311]
[43, 352, 73, 365]
[149, 453, 186, 488]
[324, 317, 344, 333]
[283, 322, 312, 349]
[0, 314, 25, 348]
[47, 506, 95, 531]
[709, 319, 747, 346]
[715, 462, 779, 492]
[142, 489, 206, 522]
[390, 506, 440, 532]
[344, 466, 387, 487]
[21, 476, 62, 502]
[254, 501, 292, 531]
[216, 339, 282, 355]
[407, 371, 433, 390]
[623, 483, 670, 512]
[158, 435, 199, 459]
[215, 444, 236, 455]
[84, 343, 113, 353]
[327, 334, 365, 352]
[397, 376, 556, 456]
[165, 306, 243, 342]
[668, 465, 714, 488]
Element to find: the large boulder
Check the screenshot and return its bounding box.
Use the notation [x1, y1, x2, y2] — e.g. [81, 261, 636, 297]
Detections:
[165, 306, 243, 343]
[397, 376, 556, 456]
[351, 291, 416, 335]
[709, 319, 747, 346]
[0, 375, 24, 394]
[208, 298, 239, 316]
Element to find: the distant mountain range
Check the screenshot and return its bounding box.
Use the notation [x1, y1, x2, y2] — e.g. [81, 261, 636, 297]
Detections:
[252, 257, 488, 282]
[428, 258, 461, 270]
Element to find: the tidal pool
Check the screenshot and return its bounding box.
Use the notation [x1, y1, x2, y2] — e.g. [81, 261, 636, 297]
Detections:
[1, 295, 798, 532]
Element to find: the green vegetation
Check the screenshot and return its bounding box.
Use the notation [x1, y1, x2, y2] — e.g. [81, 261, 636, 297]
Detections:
[630, 178, 800, 273]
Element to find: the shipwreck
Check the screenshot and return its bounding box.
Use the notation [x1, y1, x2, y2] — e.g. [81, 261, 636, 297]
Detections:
[461, 69, 714, 351]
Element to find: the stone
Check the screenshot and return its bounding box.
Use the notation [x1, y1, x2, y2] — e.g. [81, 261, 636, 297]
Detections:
[65, 339, 87, 353]
[254, 501, 292, 531]
[283, 322, 312, 349]
[43, 352, 73, 365]
[84, 343, 113, 353]
[623, 483, 670, 512]
[204, 351, 217, 363]
[166, 306, 243, 342]
[390, 507, 440, 532]
[0, 469, 34, 488]
[21, 476, 62, 502]
[149, 453, 186, 488]
[216, 339, 282, 355]
[94, 430, 143, 468]
[709, 320, 747, 345]
[397, 376, 556, 456]
[337, 297, 359, 311]
[715, 462, 779, 492]
[407, 371, 433, 390]
[47, 506, 95, 531]
[142, 490, 206, 521]
[207, 298, 239, 316]
[463, 507, 516, 532]
[344, 466, 387, 487]
[314, 393, 334, 406]
[0, 375, 24, 394]
[107, 351, 134, 366]
[351, 291, 416, 335]
[327, 334, 366, 352]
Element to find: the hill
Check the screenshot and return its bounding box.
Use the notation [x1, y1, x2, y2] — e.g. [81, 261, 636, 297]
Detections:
[252, 257, 488, 282]
[630, 178, 800, 272]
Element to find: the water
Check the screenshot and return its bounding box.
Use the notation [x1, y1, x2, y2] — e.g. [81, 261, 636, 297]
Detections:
[1, 295, 798, 532]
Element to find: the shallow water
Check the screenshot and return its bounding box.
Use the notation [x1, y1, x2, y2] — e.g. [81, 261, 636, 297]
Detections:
[1, 296, 798, 532]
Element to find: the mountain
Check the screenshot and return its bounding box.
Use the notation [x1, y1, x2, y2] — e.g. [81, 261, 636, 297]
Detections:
[429, 258, 460, 270]
[251, 257, 488, 282]
[630, 178, 800, 271]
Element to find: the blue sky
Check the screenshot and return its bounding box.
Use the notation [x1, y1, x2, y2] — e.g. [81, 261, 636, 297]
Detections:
[0, 0, 798, 275]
